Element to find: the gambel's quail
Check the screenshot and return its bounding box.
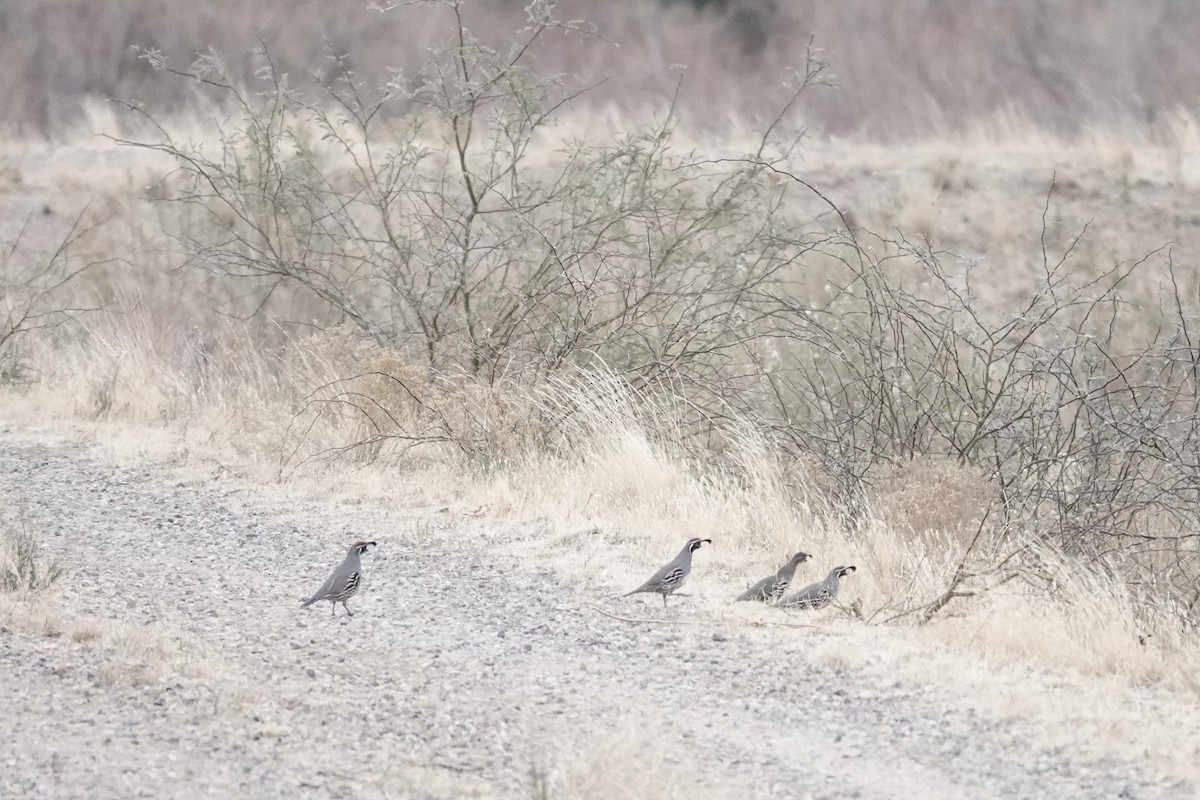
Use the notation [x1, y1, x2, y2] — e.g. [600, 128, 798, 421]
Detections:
[625, 537, 712, 607]
[779, 565, 856, 610]
[301, 540, 377, 617]
[736, 551, 810, 603]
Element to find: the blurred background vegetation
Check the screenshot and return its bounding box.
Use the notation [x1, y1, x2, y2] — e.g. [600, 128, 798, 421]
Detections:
[4, 0, 1198, 138]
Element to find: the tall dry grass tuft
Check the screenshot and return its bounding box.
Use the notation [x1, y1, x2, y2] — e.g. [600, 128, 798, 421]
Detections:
[0, 508, 63, 593]
[474, 369, 862, 597]
[948, 544, 1197, 691]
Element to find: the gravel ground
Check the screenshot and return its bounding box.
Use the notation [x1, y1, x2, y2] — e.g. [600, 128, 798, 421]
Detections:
[0, 432, 1192, 799]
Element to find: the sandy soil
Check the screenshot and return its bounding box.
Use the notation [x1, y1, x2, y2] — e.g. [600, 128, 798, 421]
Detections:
[0, 428, 1194, 799]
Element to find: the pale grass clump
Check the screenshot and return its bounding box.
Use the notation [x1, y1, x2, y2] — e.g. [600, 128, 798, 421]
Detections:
[845, 514, 960, 618]
[536, 721, 717, 799]
[873, 455, 992, 550]
[346, 348, 548, 472]
[348, 349, 435, 462]
[0, 593, 223, 689]
[847, 491, 1200, 690]
[475, 371, 860, 596]
[1, 308, 372, 474]
[869, 191, 941, 242]
[925, 544, 1200, 693]
[0, 511, 62, 593]
[928, 154, 975, 194]
[383, 367, 1188, 694]
[482, 372, 723, 553]
[806, 523, 1200, 694]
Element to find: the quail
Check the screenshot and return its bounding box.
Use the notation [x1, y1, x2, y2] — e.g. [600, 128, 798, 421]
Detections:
[625, 537, 712, 607]
[301, 540, 377, 617]
[779, 565, 856, 610]
[736, 551, 810, 603]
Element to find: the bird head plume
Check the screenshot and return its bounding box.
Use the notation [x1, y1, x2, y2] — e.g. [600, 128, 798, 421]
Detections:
[351, 540, 377, 555]
[684, 537, 712, 553]
[788, 551, 811, 566]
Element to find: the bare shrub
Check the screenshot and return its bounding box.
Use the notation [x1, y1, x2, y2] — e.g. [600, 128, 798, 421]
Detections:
[115, 25, 830, 395]
[111, 1, 1200, 633]
[113, 0, 831, 462]
[1, 208, 110, 386]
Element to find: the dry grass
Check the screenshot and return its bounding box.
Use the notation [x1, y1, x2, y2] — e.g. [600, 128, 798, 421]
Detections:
[872, 455, 992, 549]
[0, 591, 225, 689]
[532, 721, 720, 799]
[0, 510, 63, 593]
[3, 105, 1200, 703]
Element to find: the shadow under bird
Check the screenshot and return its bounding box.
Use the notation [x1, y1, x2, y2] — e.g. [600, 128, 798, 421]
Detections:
[779, 565, 856, 610]
[736, 551, 811, 603]
[301, 540, 377, 617]
[625, 537, 712, 607]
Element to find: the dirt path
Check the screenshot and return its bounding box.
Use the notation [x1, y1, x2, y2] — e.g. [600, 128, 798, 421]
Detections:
[0, 432, 1191, 799]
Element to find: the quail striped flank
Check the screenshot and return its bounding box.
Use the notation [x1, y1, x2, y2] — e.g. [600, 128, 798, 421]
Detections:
[301, 540, 377, 617]
[736, 551, 811, 603]
[625, 537, 712, 607]
[780, 565, 856, 610]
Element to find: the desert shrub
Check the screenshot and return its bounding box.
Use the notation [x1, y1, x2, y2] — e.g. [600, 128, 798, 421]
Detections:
[1, 209, 109, 386]
[752, 221, 1200, 626]
[118, 0, 1200, 629]
[118, 28, 828, 397]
